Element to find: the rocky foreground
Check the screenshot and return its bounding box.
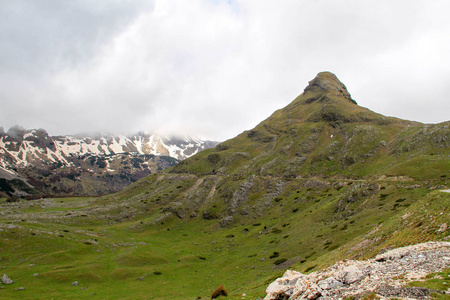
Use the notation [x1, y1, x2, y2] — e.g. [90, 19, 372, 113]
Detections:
[264, 242, 450, 300]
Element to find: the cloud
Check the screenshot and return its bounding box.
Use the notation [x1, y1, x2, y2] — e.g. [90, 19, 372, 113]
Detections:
[1, 0, 449, 140]
[0, 0, 154, 74]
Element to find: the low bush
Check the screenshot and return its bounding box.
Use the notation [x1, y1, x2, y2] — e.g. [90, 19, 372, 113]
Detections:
[211, 284, 228, 299]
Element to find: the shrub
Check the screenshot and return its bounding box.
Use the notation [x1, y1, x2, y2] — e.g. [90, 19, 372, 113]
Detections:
[304, 265, 317, 273]
[269, 252, 279, 259]
[207, 154, 221, 165]
[211, 284, 228, 299]
[328, 244, 339, 251]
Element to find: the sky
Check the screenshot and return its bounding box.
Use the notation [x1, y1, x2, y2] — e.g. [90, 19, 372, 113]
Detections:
[1, 0, 450, 141]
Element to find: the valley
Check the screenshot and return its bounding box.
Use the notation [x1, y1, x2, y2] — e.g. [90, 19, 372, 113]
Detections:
[0, 72, 448, 299]
[0, 174, 448, 299]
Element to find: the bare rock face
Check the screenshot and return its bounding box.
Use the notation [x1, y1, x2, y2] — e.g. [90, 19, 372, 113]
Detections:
[263, 241, 450, 300]
[303, 72, 357, 105]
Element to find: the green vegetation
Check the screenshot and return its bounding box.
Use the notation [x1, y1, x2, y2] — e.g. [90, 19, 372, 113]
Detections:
[408, 269, 450, 299]
[1, 178, 448, 299]
[0, 72, 448, 299]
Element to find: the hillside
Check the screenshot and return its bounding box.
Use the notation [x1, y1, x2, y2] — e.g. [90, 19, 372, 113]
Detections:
[0, 128, 218, 197]
[0, 72, 448, 299]
[172, 72, 448, 180]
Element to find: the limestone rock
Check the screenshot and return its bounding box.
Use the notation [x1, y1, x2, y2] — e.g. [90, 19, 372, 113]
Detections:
[317, 277, 343, 290]
[374, 247, 410, 262]
[438, 223, 448, 232]
[291, 279, 322, 299]
[335, 265, 366, 284]
[263, 241, 450, 300]
[303, 72, 356, 105]
[220, 216, 234, 227]
[264, 270, 304, 300]
[2, 274, 14, 284]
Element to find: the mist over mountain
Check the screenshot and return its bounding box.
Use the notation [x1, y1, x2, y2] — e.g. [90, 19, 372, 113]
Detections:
[0, 127, 218, 197]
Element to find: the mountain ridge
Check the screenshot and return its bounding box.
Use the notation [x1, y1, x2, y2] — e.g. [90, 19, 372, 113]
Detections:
[0, 127, 218, 197]
[170, 72, 447, 181]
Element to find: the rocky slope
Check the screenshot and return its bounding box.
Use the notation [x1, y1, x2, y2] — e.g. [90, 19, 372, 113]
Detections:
[0, 128, 217, 197]
[264, 242, 450, 299]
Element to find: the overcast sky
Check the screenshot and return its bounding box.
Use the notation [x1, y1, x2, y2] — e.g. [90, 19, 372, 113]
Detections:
[1, 0, 449, 141]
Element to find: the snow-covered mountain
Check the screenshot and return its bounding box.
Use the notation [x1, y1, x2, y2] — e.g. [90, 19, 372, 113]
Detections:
[0, 126, 217, 170]
[0, 126, 218, 197]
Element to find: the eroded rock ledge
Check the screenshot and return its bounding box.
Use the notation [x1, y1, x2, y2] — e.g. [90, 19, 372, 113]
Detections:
[264, 242, 450, 300]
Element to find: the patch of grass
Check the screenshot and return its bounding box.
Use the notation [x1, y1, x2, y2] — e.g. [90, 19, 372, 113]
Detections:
[408, 268, 450, 294]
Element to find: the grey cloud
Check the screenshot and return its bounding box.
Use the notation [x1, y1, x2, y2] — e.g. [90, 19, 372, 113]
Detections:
[1, 0, 449, 141]
[0, 0, 154, 75]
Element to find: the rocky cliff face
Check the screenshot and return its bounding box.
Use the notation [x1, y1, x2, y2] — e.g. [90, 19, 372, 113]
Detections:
[0, 127, 218, 197]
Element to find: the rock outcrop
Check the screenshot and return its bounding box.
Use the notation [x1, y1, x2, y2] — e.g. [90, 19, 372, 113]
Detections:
[303, 72, 357, 105]
[264, 242, 450, 300]
[2, 274, 14, 285]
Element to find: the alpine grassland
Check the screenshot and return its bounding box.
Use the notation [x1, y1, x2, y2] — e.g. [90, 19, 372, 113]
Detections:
[0, 72, 448, 299]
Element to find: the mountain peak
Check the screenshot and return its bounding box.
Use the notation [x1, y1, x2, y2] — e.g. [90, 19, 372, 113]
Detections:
[303, 71, 357, 105]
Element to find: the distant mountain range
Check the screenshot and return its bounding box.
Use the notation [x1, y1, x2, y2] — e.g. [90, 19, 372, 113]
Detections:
[0, 127, 218, 197]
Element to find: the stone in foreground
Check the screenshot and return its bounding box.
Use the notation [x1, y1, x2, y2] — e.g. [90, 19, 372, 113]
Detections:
[264, 242, 450, 300]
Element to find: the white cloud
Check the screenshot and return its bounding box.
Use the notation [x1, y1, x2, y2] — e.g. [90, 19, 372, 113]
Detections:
[1, 0, 450, 140]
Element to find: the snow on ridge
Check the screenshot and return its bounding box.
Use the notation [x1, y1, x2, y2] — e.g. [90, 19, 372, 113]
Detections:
[23, 132, 35, 139]
[132, 136, 144, 155]
[108, 137, 124, 154]
[0, 130, 217, 172]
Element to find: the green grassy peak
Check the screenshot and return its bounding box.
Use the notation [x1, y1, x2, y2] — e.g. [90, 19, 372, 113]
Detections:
[171, 72, 447, 181]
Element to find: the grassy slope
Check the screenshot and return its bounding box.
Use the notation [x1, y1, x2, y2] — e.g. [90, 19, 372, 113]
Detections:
[1, 72, 449, 299]
[1, 178, 448, 299]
